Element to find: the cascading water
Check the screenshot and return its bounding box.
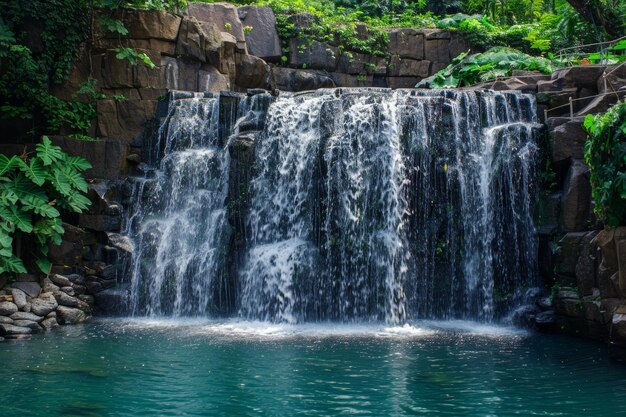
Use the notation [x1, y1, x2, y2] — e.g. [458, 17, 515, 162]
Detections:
[126, 93, 232, 316]
[125, 88, 540, 323]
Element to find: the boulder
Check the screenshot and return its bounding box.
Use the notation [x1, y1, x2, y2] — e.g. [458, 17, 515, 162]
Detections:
[0, 316, 13, 324]
[56, 306, 90, 325]
[99, 8, 181, 41]
[575, 231, 599, 296]
[593, 228, 617, 270]
[94, 288, 130, 315]
[187, 2, 246, 52]
[555, 297, 584, 318]
[94, 38, 177, 56]
[41, 317, 59, 331]
[53, 292, 90, 312]
[577, 93, 623, 117]
[50, 274, 72, 287]
[42, 277, 60, 293]
[388, 29, 424, 60]
[612, 312, 626, 342]
[50, 137, 127, 180]
[387, 77, 421, 89]
[30, 296, 58, 317]
[13, 320, 42, 332]
[199, 65, 231, 93]
[0, 323, 31, 336]
[96, 99, 157, 145]
[550, 116, 587, 163]
[96, 49, 134, 89]
[537, 297, 553, 311]
[175, 17, 220, 64]
[10, 288, 27, 310]
[389, 56, 431, 78]
[0, 301, 18, 316]
[107, 233, 134, 254]
[289, 39, 338, 72]
[535, 310, 556, 331]
[555, 232, 587, 277]
[424, 38, 450, 65]
[238, 6, 282, 61]
[560, 160, 592, 232]
[449, 32, 469, 60]
[78, 295, 95, 307]
[551, 66, 606, 90]
[329, 73, 373, 88]
[11, 281, 41, 298]
[271, 66, 335, 92]
[61, 286, 75, 296]
[616, 228, 626, 293]
[511, 304, 541, 328]
[10, 312, 43, 322]
[337, 52, 371, 75]
[536, 191, 562, 234]
[236, 54, 271, 89]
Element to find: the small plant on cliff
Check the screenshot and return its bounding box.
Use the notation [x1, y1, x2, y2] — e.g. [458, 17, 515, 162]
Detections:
[0, 137, 92, 276]
[584, 102, 626, 227]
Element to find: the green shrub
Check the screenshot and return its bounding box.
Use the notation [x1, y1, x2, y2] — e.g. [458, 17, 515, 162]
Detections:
[419, 47, 553, 88]
[584, 102, 626, 227]
[0, 136, 92, 276]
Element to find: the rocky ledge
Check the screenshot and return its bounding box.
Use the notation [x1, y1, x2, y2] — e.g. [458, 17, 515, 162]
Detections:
[0, 274, 99, 341]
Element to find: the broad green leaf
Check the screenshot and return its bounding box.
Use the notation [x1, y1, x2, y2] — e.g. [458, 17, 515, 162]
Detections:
[36, 136, 64, 166]
[66, 192, 91, 212]
[0, 254, 26, 273]
[51, 169, 72, 196]
[99, 15, 129, 35]
[35, 257, 51, 274]
[0, 187, 18, 205]
[62, 166, 89, 192]
[12, 173, 48, 202]
[0, 231, 11, 248]
[8, 206, 32, 233]
[612, 40, 626, 51]
[65, 155, 92, 172]
[17, 157, 46, 186]
[35, 203, 60, 218]
[0, 154, 17, 176]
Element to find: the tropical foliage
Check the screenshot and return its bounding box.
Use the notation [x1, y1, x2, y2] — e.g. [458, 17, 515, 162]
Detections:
[418, 47, 553, 88]
[0, 137, 92, 275]
[584, 102, 626, 227]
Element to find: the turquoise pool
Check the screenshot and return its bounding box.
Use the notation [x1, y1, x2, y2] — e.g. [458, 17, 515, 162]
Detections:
[1, 319, 625, 416]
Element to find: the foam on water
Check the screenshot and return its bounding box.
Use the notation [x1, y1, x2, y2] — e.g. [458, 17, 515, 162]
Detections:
[101, 318, 526, 340]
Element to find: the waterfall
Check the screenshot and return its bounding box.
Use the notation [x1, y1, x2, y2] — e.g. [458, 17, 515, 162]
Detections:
[126, 93, 232, 316]
[125, 88, 540, 323]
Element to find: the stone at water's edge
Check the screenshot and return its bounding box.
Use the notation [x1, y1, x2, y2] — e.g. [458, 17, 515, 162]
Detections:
[30, 297, 58, 317]
[10, 312, 43, 322]
[0, 301, 18, 316]
[56, 306, 90, 325]
[0, 323, 31, 336]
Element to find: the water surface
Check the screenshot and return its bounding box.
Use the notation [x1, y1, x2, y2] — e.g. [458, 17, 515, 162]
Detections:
[1, 319, 625, 416]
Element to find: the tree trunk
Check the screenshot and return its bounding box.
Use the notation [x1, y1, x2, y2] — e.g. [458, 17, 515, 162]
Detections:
[565, 0, 623, 38]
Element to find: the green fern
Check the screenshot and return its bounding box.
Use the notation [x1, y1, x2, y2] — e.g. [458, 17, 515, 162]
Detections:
[0, 135, 91, 276]
[36, 136, 64, 166]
